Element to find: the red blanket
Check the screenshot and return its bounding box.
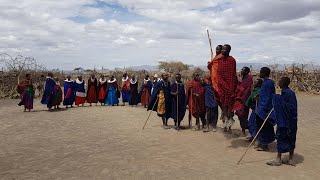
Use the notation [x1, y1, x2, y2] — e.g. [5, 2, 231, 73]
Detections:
[186, 80, 205, 117]
[17, 80, 28, 95]
[235, 75, 253, 118]
[217, 56, 237, 111]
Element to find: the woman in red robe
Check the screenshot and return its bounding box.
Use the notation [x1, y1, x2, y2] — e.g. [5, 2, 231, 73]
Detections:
[97, 75, 107, 105]
[140, 75, 152, 108]
[87, 74, 98, 106]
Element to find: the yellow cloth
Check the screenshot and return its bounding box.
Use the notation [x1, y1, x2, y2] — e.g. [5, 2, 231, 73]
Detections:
[157, 90, 165, 116]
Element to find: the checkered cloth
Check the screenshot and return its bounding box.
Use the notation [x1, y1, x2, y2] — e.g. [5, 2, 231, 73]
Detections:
[217, 56, 237, 111]
[186, 80, 206, 117]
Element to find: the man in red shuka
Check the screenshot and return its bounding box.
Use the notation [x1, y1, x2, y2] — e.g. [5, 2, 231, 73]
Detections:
[186, 72, 206, 131]
[217, 44, 237, 132]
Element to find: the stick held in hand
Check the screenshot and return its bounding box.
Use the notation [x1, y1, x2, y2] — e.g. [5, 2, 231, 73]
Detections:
[142, 97, 159, 130]
[237, 108, 274, 165]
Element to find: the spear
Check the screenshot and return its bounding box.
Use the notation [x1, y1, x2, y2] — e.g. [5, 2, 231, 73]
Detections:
[207, 29, 213, 60]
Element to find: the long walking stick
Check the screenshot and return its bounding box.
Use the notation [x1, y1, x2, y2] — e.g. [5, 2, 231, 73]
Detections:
[142, 97, 159, 130]
[237, 108, 274, 165]
[207, 29, 213, 60]
[176, 83, 179, 128]
[188, 89, 193, 128]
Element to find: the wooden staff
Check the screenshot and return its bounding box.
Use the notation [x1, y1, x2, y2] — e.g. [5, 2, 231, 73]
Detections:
[176, 83, 179, 129]
[237, 108, 274, 165]
[207, 29, 213, 60]
[188, 88, 193, 128]
[142, 97, 159, 130]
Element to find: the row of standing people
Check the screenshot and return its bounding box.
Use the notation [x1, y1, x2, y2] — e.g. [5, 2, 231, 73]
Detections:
[17, 72, 161, 111]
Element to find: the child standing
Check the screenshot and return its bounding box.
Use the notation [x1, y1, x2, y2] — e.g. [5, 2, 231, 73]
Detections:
[17, 74, 34, 112]
[203, 76, 218, 132]
[267, 77, 298, 166]
[245, 78, 263, 140]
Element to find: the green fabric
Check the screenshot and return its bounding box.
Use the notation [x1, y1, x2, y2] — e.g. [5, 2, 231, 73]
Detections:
[245, 87, 261, 106]
[26, 86, 35, 97]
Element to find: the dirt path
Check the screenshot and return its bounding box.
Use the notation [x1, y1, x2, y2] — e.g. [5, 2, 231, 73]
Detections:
[0, 95, 319, 179]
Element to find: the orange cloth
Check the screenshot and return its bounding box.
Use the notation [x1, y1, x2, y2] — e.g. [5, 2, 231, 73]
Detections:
[208, 53, 222, 99]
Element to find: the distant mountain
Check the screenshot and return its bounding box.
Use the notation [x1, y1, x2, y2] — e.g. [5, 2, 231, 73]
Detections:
[114, 65, 158, 71]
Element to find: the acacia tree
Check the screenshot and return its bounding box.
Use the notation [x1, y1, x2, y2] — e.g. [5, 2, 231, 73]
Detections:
[74, 67, 84, 74]
[158, 61, 189, 73]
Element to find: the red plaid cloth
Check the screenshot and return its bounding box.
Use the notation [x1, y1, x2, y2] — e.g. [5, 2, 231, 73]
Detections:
[235, 75, 253, 118]
[186, 80, 206, 117]
[122, 79, 130, 91]
[17, 80, 28, 95]
[217, 56, 237, 111]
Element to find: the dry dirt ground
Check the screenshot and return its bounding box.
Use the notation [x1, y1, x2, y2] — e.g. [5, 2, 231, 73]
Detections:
[0, 95, 319, 180]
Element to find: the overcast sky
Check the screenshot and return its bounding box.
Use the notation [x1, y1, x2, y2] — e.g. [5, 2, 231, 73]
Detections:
[0, 0, 319, 70]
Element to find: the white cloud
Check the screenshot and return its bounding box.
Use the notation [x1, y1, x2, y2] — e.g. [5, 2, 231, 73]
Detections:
[0, 0, 319, 70]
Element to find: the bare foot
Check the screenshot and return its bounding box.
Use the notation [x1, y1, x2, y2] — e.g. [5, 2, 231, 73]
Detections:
[266, 159, 282, 166]
[283, 160, 296, 166]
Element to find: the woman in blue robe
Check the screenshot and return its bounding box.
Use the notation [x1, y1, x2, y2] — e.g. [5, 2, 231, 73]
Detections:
[63, 76, 75, 108]
[170, 73, 186, 130]
[148, 73, 172, 129]
[121, 73, 131, 105]
[105, 75, 119, 106]
[41, 73, 56, 110]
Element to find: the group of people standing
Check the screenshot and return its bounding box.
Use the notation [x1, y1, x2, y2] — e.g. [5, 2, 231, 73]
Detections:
[147, 44, 298, 166]
[16, 44, 298, 166]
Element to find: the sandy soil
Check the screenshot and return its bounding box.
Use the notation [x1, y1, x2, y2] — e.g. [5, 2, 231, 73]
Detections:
[0, 95, 319, 180]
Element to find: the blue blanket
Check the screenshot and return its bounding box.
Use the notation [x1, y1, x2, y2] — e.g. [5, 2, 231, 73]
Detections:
[148, 80, 172, 119]
[171, 82, 186, 122]
[41, 78, 56, 108]
[63, 81, 75, 105]
[273, 88, 298, 153]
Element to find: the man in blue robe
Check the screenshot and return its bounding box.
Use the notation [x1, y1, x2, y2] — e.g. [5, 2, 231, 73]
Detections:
[63, 75, 75, 108]
[41, 72, 56, 110]
[148, 73, 172, 129]
[255, 67, 275, 151]
[267, 77, 298, 166]
[170, 73, 186, 130]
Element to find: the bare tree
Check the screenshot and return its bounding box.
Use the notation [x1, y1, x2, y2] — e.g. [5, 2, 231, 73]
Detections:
[0, 53, 42, 83]
[0, 53, 46, 98]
